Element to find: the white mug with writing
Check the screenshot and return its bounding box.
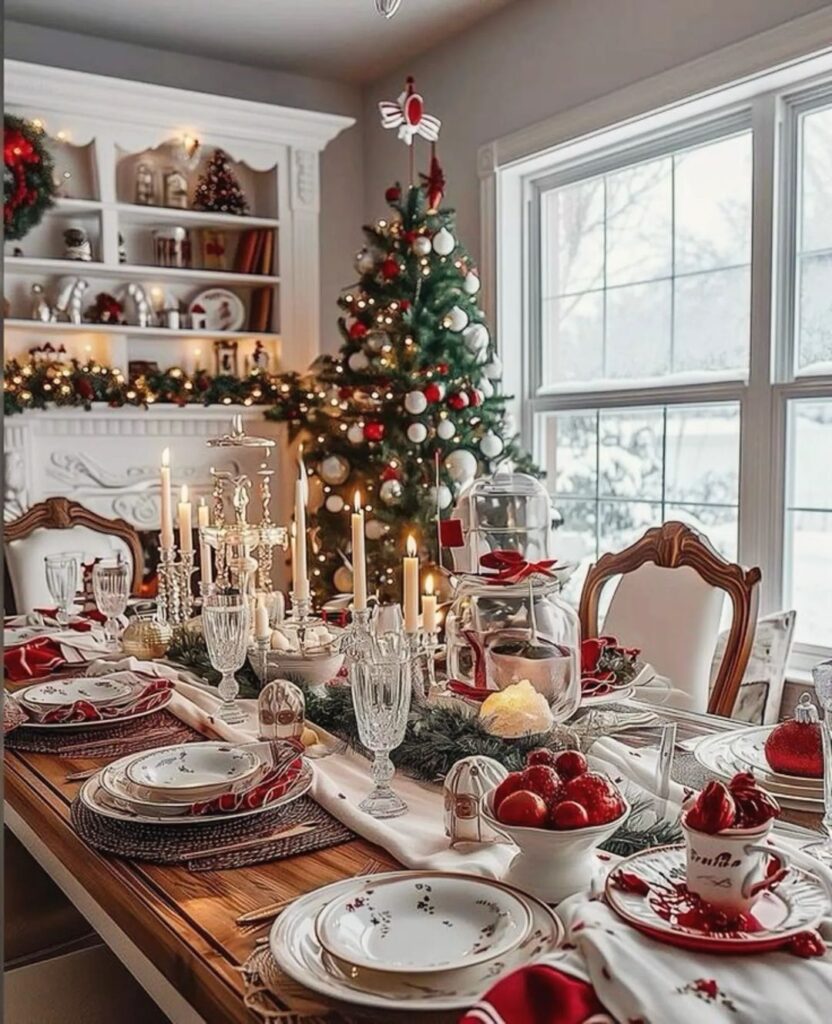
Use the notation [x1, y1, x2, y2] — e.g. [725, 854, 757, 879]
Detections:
[682, 818, 789, 914]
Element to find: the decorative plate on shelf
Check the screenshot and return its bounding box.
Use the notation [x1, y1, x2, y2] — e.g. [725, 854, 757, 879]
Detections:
[314, 873, 532, 974]
[271, 871, 564, 1012]
[605, 844, 829, 954]
[188, 288, 245, 332]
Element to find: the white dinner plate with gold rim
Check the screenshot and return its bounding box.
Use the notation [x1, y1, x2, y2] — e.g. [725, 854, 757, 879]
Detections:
[314, 872, 532, 974]
[79, 760, 312, 826]
[19, 690, 173, 730]
[693, 733, 822, 808]
[271, 871, 564, 1013]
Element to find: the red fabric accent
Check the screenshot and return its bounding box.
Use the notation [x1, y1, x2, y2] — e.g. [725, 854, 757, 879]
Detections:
[479, 549, 559, 585]
[446, 680, 492, 702]
[4, 636, 65, 682]
[32, 679, 173, 724]
[459, 963, 607, 1024]
[190, 751, 303, 816]
[439, 518, 465, 547]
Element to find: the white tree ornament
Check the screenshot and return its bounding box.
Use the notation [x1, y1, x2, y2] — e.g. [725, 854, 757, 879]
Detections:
[445, 305, 469, 332]
[445, 449, 478, 483]
[407, 422, 428, 444]
[404, 390, 428, 415]
[479, 431, 504, 459]
[463, 271, 481, 295]
[432, 226, 456, 256]
[437, 418, 456, 440]
[463, 323, 489, 354]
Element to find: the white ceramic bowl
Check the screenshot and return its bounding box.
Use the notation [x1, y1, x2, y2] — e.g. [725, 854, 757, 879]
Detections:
[482, 789, 629, 904]
[249, 648, 345, 691]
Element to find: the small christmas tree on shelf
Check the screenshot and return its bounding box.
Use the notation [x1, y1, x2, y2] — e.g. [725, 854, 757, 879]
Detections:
[268, 77, 535, 603]
[192, 148, 249, 215]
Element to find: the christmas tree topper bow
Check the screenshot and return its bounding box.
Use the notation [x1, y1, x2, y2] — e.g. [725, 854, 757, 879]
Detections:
[379, 76, 441, 146]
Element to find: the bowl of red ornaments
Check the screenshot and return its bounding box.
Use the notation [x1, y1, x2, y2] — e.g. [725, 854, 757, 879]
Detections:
[681, 772, 785, 915]
[482, 747, 629, 903]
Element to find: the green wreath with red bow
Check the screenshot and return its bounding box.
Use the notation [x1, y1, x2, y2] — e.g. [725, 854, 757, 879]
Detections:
[4, 114, 56, 241]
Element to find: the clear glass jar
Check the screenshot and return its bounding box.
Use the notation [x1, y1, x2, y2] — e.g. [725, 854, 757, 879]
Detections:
[450, 467, 555, 574]
[445, 577, 580, 723]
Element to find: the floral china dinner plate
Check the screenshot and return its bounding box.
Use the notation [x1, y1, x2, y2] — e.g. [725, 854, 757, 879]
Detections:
[314, 873, 532, 974]
[124, 741, 262, 798]
[21, 676, 134, 708]
[79, 760, 312, 826]
[271, 871, 563, 1012]
[605, 844, 829, 954]
[20, 690, 173, 729]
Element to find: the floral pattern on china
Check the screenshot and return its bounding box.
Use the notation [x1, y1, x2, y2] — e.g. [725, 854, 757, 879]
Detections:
[124, 741, 261, 793]
[21, 676, 133, 708]
[314, 873, 533, 974]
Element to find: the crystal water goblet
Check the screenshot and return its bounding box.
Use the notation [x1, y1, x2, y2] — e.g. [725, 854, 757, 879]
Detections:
[92, 559, 130, 646]
[44, 553, 79, 624]
[804, 660, 832, 867]
[202, 592, 250, 725]
[351, 655, 411, 818]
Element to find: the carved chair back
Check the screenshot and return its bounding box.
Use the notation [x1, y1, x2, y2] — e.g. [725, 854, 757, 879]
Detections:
[578, 521, 761, 717]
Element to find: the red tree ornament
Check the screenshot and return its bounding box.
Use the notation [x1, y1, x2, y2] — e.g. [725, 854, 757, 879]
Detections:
[420, 144, 446, 212]
[424, 382, 445, 403]
[764, 695, 823, 778]
[468, 388, 484, 407]
[378, 76, 442, 146]
[385, 185, 401, 203]
[364, 421, 385, 442]
[349, 322, 368, 340]
[448, 391, 470, 411]
[380, 465, 401, 482]
[381, 257, 401, 280]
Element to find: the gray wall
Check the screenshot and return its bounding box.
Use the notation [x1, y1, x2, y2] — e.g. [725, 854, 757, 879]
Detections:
[363, 0, 832, 265]
[4, 20, 364, 355]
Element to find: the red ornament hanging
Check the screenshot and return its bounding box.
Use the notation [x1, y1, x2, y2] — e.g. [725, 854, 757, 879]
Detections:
[400, 299, 411, 311]
[349, 321, 368, 340]
[764, 694, 823, 778]
[448, 391, 470, 411]
[385, 185, 401, 203]
[363, 421, 386, 442]
[468, 388, 484, 407]
[380, 465, 401, 482]
[381, 257, 401, 280]
[419, 143, 446, 213]
[424, 382, 445, 403]
[436, 362, 449, 374]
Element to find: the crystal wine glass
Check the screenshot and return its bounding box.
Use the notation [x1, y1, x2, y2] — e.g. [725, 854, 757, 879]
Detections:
[92, 559, 130, 646]
[44, 553, 79, 624]
[202, 592, 250, 725]
[804, 660, 832, 867]
[351, 655, 411, 818]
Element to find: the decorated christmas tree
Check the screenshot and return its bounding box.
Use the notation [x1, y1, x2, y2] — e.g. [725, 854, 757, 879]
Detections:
[192, 148, 249, 215]
[268, 78, 534, 603]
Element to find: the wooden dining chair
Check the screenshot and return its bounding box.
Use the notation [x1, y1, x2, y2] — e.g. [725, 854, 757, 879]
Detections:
[579, 521, 761, 717]
[4, 497, 145, 614]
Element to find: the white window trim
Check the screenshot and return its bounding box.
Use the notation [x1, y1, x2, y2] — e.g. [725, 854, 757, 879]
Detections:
[480, 10, 832, 665]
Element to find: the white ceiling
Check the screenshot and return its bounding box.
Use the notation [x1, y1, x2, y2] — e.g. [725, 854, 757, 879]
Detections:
[6, 0, 517, 84]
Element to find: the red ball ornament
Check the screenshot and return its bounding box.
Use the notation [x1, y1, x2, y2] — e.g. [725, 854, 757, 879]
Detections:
[764, 695, 823, 778]
[436, 362, 449, 374]
[381, 257, 400, 280]
[402, 231, 416, 243]
[385, 185, 401, 203]
[400, 300, 411, 311]
[496, 790, 548, 828]
[74, 377, 95, 401]
[423, 382, 445, 403]
[349, 321, 368, 340]
[448, 391, 470, 411]
[468, 388, 484, 407]
[363, 421, 385, 442]
[380, 465, 401, 482]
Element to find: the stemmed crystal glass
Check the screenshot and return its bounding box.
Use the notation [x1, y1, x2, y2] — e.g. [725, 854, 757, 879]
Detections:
[44, 553, 79, 624]
[92, 559, 130, 645]
[202, 591, 250, 725]
[804, 660, 832, 866]
[351, 654, 411, 818]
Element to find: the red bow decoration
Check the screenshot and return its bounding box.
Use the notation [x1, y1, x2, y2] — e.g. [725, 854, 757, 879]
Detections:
[479, 549, 559, 585]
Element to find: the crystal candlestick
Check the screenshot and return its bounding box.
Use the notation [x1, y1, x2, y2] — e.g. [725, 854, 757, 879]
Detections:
[290, 591, 312, 624]
[178, 550, 195, 622]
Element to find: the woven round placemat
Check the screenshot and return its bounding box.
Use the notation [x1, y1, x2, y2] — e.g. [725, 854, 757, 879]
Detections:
[71, 794, 354, 871]
[6, 709, 198, 758]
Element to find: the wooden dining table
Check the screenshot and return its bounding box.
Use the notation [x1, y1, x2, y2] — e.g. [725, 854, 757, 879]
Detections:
[4, 695, 824, 1024]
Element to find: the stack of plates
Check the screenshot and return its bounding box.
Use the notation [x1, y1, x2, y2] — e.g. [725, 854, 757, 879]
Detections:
[17, 673, 172, 729]
[694, 726, 823, 810]
[270, 870, 564, 1012]
[80, 740, 312, 826]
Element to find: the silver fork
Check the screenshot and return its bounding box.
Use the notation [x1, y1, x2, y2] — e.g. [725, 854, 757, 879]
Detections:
[654, 722, 677, 821]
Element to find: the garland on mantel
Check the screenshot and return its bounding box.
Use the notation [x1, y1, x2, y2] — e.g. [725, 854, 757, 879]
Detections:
[3, 357, 304, 416]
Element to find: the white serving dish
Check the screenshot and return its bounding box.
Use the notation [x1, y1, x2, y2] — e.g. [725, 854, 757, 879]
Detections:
[271, 870, 564, 1013]
[482, 790, 629, 904]
[124, 741, 262, 800]
[249, 648, 344, 690]
[314, 872, 532, 974]
[21, 676, 134, 709]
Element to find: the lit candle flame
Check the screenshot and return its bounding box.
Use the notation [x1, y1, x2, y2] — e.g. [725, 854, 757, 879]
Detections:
[162, 447, 170, 467]
[425, 573, 434, 596]
[354, 489, 362, 513]
[406, 534, 417, 557]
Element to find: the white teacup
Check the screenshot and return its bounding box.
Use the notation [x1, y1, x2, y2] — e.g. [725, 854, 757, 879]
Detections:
[682, 816, 789, 914]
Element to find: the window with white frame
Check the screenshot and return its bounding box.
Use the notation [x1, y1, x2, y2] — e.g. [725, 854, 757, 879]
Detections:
[505, 57, 832, 658]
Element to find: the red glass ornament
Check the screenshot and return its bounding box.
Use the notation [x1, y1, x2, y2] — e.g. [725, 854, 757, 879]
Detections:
[380, 465, 401, 482]
[349, 321, 368, 340]
[764, 697, 823, 778]
[468, 388, 484, 407]
[385, 185, 401, 203]
[448, 392, 469, 411]
[363, 421, 385, 442]
[436, 362, 449, 374]
[381, 257, 400, 280]
[400, 300, 411, 311]
[423, 382, 444, 403]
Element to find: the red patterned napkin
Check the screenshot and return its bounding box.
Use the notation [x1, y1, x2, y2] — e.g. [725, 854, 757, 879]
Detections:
[459, 963, 609, 1024]
[33, 608, 107, 627]
[4, 635, 66, 683]
[190, 750, 304, 816]
[22, 679, 173, 725]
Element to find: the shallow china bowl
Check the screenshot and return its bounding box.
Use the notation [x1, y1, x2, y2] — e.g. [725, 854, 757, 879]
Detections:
[250, 648, 345, 691]
[22, 676, 134, 709]
[124, 741, 261, 800]
[483, 790, 629, 904]
[314, 873, 532, 974]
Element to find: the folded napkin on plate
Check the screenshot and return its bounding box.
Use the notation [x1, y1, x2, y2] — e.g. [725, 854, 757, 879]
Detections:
[21, 678, 173, 725]
[4, 635, 66, 682]
[190, 750, 303, 816]
[460, 962, 609, 1024]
